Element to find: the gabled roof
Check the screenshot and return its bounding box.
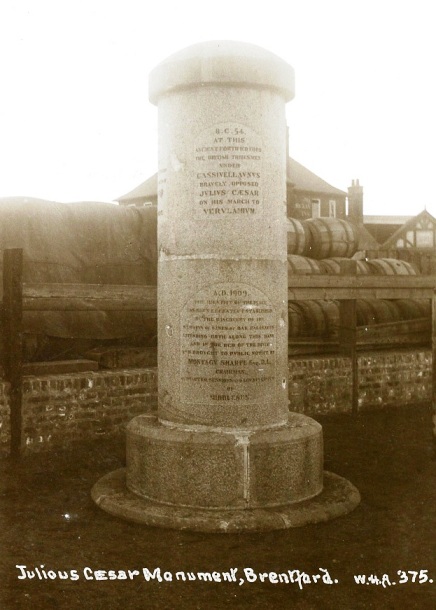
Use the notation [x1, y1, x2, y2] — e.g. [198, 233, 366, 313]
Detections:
[116, 157, 346, 203]
[117, 174, 158, 203]
[364, 215, 413, 226]
[355, 226, 381, 251]
[287, 158, 346, 196]
[382, 209, 436, 248]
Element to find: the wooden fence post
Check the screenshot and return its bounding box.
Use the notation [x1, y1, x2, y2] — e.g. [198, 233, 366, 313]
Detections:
[432, 292, 436, 441]
[339, 259, 358, 414]
[3, 249, 24, 458]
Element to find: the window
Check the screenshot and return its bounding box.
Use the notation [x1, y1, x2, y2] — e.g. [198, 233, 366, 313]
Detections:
[328, 200, 336, 218]
[416, 229, 434, 248]
[311, 198, 320, 218]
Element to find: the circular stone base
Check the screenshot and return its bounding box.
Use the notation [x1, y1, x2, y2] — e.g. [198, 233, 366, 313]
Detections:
[126, 413, 323, 509]
[92, 469, 360, 533]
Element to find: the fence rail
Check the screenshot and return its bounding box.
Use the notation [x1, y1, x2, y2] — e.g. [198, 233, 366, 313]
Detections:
[3, 249, 436, 457]
[22, 283, 157, 313]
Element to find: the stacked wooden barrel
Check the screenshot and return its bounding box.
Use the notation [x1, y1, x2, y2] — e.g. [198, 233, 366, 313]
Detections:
[286, 217, 427, 342]
[288, 300, 340, 338]
[287, 217, 359, 259]
[286, 218, 310, 256]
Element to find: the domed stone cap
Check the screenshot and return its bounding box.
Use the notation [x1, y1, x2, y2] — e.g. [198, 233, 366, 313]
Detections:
[149, 40, 295, 104]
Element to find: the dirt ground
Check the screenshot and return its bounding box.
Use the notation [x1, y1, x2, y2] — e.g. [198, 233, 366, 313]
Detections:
[1, 404, 435, 610]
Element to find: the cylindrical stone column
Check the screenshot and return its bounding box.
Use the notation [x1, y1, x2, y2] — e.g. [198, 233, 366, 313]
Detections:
[124, 42, 324, 511]
[152, 41, 293, 429]
[92, 42, 360, 531]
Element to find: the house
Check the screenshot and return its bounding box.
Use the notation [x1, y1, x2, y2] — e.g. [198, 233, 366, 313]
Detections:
[363, 215, 414, 247]
[346, 179, 436, 271]
[117, 174, 158, 207]
[116, 157, 348, 219]
[286, 158, 347, 220]
[116, 164, 436, 266]
[377, 210, 436, 251]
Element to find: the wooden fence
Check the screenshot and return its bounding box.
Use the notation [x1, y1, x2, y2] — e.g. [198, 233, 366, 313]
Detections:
[2, 249, 436, 457]
[1, 249, 156, 458]
[288, 260, 436, 415]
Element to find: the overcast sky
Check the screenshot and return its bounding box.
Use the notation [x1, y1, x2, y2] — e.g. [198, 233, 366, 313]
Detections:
[1, 0, 435, 216]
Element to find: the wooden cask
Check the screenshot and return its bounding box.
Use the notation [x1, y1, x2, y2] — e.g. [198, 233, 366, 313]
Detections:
[366, 258, 418, 275]
[318, 257, 370, 275]
[303, 218, 358, 260]
[356, 299, 402, 325]
[286, 218, 310, 256]
[394, 299, 431, 320]
[294, 300, 340, 337]
[288, 302, 306, 337]
[287, 255, 322, 276]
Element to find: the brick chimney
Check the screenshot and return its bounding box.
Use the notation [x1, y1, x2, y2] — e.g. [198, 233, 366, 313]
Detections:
[347, 179, 363, 225]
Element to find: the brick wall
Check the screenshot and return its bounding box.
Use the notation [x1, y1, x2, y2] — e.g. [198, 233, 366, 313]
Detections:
[0, 380, 11, 456]
[358, 350, 431, 409]
[0, 349, 432, 457]
[288, 355, 352, 415]
[288, 349, 431, 415]
[0, 369, 157, 457]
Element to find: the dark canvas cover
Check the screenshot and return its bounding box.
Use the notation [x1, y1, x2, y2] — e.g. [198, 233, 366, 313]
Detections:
[0, 198, 157, 343]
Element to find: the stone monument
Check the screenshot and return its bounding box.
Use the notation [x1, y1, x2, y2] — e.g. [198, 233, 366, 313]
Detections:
[92, 41, 360, 532]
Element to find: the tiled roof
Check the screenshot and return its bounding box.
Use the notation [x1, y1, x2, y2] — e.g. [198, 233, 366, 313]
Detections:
[355, 225, 381, 250]
[287, 158, 346, 196]
[364, 215, 413, 225]
[116, 174, 157, 203]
